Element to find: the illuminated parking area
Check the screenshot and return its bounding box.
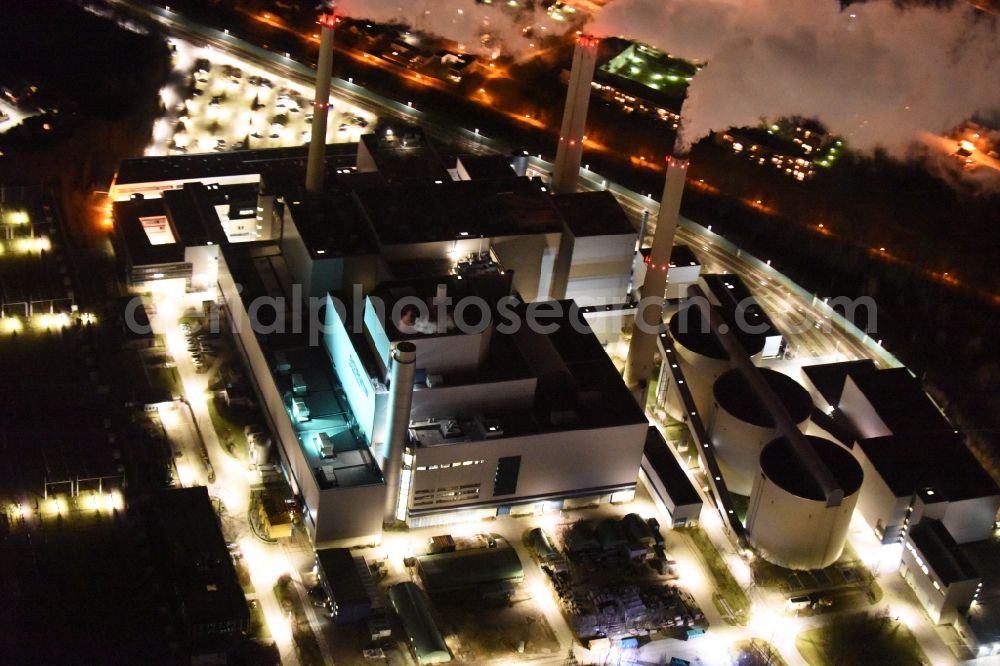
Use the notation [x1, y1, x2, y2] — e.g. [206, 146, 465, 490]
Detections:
[0, 97, 36, 136]
[149, 37, 375, 157]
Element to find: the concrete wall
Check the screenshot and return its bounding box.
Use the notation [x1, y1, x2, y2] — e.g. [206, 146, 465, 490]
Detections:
[219, 256, 314, 506]
[838, 376, 892, 439]
[409, 330, 489, 376]
[563, 233, 635, 307]
[324, 296, 378, 443]
[638, 461, 702, 527]
[581, 307, 629, 344]
[706, 404, 782, 497]
[901, 537, 979, 625]
[111, 172, 260, 201]
[633, 262, 700, 301]
[746, 468, 859, 570]
[673, 342, 731, 417]
[408, 421, 647, 515]
[492, 233, 558, 303]
[941, 497, 1000, 544]
[409, 378, 537, 421]
[314, 482, 385, 548]
[854, 444, 909, 542]
[185, 244, 220, 293]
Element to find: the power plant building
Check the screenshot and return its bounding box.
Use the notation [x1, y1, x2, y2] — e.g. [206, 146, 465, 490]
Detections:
[110, 124, 649, 546]
[746, 435, 863, 570]
[802, 362, 1000, 546]
[708, 368, 813, 495]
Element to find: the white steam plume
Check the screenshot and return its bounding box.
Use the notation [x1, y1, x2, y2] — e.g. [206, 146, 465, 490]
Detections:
[587, 0, 1000, 154]
[332, 0, 565, 57]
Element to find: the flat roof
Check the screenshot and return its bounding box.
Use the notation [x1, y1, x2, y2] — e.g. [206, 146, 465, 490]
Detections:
[552, 190, 636, 237]
[286, 190, 379, 258]
[112, 197, 185, 267]
[115, 142, 356, 186]
[276, 346, 383, 490]
[527, 300, 647, 430]
[848, 367, 953, 435]
[858, 431, 1000, 502]
[640, 244, 702, 268]
[151, 487, 249, 632]
[455, 154, 517, 181]
[354, 176, 561, 245]
[402, 299, 646, 446]
[713, 368, 813, 427]
[367, 273, 510, 343]
[909, 520, 979, 585]
[360, 127, 451, 184]
[759, 435, 864, 501]
[643, 426, 702, 506]
[598, 41, 695, 108]
[670, 244, 700, 268]
[801, 360, 878, 406]
[316, 548, 371, 605]
[222, 246, 383, 490]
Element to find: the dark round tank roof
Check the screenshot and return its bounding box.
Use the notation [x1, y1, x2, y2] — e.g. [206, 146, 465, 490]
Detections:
[668, 306, 765, 360]
[713, 368, 813, 427]
[760, 435, 863, 501]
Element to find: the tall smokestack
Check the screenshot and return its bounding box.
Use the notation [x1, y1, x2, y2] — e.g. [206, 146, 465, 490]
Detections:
[551, 34, 599, 194]
[306, 10, 337, 195]
[383, 342, 416, 523]
[624, 154, 688, 405]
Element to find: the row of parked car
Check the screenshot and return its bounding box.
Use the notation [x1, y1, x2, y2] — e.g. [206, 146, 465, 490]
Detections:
[180, 322, 219, 370]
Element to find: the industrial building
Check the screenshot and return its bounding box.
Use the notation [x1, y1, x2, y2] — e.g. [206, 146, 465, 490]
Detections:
[640, 427, 703, 527]
[416, 545, 524, 593]
[150, 487, 250, 638]
[388, 582, 451, 665]
[659, 301, 766, 418]
[801, 362, 1000, 546]
[111, 123, 652, 545]
[707, 368, 813, 495]
[746, 435, 863, 570]
[315, 548, 376, 625]
[900, 520, 980, 625]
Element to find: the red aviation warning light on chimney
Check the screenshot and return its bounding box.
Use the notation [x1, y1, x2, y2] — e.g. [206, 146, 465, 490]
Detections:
[306, 2, 338, 194]
[551, 33, 600, 195]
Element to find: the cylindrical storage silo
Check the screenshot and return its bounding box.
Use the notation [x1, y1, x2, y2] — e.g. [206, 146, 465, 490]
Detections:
[667, 305, 765, 416]
[746, 435, 863, 570]
[708, 368, 814, 495]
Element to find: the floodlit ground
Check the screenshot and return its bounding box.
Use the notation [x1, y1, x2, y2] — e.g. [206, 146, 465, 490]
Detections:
[149, 37, 376, 157]
[0, 97, 36, 135]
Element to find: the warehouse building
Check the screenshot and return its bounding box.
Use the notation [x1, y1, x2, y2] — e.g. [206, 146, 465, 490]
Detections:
[388, 582, 451, 665]
[900, 520, 980, 625]
[315, 548, 376, 624]
[640, 427, 703, 527]
[151, 487, 250, 638]
[417, 545, 524, 593]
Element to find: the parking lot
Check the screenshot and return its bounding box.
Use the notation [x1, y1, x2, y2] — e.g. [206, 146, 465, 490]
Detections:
[149, 37, 376, 157]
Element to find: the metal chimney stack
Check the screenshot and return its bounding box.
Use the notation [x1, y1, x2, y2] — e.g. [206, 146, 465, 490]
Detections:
[306, 10, 337, 195]
[551, 34, 599, 194]
[383, 342, 417, 523]
[624, 154, 688, 405]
